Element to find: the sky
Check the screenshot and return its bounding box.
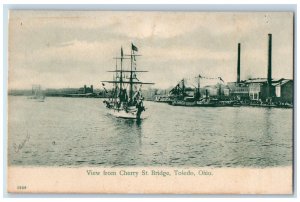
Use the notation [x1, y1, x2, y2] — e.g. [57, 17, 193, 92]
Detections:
[8, 11, 294, 90]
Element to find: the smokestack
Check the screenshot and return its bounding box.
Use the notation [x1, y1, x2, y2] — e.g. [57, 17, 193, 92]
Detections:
[267, 34, 272, 97]
[237, 43, 241, 84]
[268, 34, 272, 86]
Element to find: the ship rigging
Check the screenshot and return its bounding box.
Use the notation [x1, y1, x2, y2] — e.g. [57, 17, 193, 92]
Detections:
[102, 44, 154, 119]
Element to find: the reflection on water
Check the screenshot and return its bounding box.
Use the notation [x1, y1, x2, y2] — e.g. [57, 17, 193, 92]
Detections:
[8, 96, 293, 167]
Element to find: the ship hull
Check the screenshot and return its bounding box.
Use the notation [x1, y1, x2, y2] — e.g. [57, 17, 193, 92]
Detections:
[107, 107, 143, 119]
[28, 96, 45, 102]
[102, 45, 151, 120]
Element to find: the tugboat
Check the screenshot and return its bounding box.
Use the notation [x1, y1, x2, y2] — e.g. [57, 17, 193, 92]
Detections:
[170, 75, 227, 107]
[102, 44, 154, 119]
[170, 77, 200, 107]
[196, 89, 220, 107]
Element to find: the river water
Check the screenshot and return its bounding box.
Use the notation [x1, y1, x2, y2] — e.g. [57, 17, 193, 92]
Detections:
[8, 96, 293, 167]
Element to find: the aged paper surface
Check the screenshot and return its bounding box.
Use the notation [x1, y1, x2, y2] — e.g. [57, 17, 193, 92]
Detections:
[7, 11, 294, 194]
[8, 167, 292, 194]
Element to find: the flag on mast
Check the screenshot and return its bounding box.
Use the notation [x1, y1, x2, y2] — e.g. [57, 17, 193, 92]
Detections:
[132, 43, 138, 52]
[218, 77, 224, 83]
[121, 46, 123, 57]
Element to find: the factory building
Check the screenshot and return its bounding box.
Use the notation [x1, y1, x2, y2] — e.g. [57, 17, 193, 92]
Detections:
[274, 79, 293, 103]
[246, 78, 273, 101]
[78, 85, 94, 94]
[227, 34, 293, 103]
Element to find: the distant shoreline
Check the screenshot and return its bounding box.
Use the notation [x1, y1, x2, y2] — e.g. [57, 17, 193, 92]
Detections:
[8, 94, 106, 98]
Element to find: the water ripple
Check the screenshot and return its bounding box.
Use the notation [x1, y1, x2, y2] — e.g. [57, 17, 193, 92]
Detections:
[8, 97, 293, 168]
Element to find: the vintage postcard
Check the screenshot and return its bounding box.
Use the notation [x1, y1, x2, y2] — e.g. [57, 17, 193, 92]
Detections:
[7, 10, 294, 194]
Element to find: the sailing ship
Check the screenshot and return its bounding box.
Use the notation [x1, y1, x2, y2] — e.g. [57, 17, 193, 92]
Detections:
[102, 44, 154, 119]
[28, 85, 45, 102]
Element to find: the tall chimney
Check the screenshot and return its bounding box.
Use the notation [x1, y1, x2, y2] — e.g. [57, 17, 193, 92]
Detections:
[267, 34, 272, 97]
[237, 43, 241, 84]
[268, 34, 272, 86]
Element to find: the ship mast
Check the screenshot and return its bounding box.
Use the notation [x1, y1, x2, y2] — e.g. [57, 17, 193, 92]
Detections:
[196, 75, 201, 99]
[101, 45, 154, 102]
[113, 56, 118, 100]
[129, 46, 133, 104]
[120, 47, 123, 92]
[182, 79, 185, 96]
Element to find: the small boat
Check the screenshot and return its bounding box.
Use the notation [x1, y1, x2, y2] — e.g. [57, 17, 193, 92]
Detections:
[154, 95, 172, 103]
[102, 44, 154, 120]
[196, 98, 219, 107]
[275, 103, 293, 108]
[249, 103, 277, 107]
[172, 97, 197, 106]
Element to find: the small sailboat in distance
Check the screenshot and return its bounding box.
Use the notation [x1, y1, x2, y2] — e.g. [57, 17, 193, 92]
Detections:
[102, 43, 154, 119]
[28, 84, 45, 102]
